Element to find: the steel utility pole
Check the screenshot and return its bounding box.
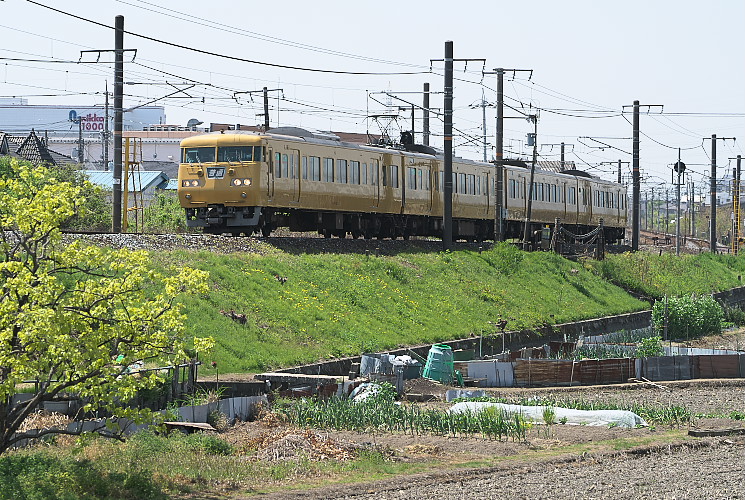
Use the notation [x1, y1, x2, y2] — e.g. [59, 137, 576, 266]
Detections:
[443, 41, 454, 251]
[113, 15, 123, 233]
[705, 135, 737, 252]
[731, 155, 742, 255]
[432, 44, 486, 251]
[469, 90, 495, 162]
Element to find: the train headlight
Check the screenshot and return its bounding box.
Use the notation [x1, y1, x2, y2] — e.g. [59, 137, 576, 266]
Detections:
[231, 178, 252, 186]
[181, 179, 200, 187]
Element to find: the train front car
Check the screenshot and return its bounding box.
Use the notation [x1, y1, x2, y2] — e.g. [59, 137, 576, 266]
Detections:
[178, 132, 266, 235]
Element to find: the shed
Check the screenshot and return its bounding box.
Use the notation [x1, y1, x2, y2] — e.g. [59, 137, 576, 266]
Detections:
[84, 170, 170, 207]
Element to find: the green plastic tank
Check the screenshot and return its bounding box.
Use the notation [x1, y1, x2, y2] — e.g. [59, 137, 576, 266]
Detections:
[422, 344, 454, 384]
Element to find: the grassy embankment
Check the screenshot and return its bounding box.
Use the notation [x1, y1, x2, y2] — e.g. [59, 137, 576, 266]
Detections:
[155, 243, 646, 374]
[150, 243, 745, 374]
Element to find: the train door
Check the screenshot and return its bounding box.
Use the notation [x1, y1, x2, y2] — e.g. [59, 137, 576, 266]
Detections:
[290, 149, 301, 203]
[267, 148, 275, 199]
[427, 160, 436, 212]
[370, 158, 381, 209]
[482, 171, 490, 217]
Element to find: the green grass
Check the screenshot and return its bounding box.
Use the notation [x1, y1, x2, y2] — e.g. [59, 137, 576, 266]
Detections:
[587, 251, 745, 299]
[148, 243, 649, 373]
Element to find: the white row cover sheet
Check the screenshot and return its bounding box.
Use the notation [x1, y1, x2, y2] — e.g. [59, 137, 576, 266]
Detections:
[448, 402, 648, 428]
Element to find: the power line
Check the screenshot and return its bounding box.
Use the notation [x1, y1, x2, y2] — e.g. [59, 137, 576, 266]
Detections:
[115, 0, 429, 70]
[27, 1, 431, 76]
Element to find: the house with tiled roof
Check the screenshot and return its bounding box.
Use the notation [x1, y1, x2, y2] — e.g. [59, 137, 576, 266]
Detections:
[0, 130, 75, 166]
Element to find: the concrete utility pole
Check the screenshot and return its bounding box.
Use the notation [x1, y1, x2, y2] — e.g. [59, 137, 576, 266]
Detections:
[113, 14, 124, 233]
[624, 101, 662, 250]
[522, 114, 539, 250]
[484, 67, 533, 242]
[103, 81, 109, 171]
[423, 83, 430, 146]
[674, 149, 686, 256]
[705, 135, 737, 252]
[631, 101, 640, 250]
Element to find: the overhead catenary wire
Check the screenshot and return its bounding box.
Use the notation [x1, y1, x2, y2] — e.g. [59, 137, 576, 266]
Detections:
[26, 1, 431, 76]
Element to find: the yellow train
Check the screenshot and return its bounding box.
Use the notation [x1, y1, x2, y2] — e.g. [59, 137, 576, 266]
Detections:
[178, 127, 627, 243]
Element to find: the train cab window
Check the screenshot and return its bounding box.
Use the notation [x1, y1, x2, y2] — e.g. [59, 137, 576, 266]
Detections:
[217, 145, 258, 162]
[183, 147, 215, 163]
[302, 156, 308, 180]
[310, 157, 321, 181]
[323, 158, 334, 182]
[362, 163, 368, 184]
[350, 161, 360, 184]
[408, 167, 417, 189]
[336, 159, 348, 183]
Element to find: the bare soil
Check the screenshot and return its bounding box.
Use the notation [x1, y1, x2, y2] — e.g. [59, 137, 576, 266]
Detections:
[225, 379, 745, 499]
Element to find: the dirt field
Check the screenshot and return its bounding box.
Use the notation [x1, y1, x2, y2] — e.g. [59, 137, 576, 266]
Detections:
[227, 378, 745, 499]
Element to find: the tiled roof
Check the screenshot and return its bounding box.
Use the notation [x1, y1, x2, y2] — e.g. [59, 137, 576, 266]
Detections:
[14, 130, 56, 165]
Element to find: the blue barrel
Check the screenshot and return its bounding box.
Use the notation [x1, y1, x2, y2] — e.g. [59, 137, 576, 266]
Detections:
[422, 344, 454, 384]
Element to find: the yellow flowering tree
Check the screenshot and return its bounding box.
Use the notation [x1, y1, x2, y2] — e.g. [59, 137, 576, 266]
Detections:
[0, 160, 209, 454]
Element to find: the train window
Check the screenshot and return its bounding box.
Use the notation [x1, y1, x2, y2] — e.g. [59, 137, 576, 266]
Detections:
[418, 169, 423, 191]
[350, 161, 360, 184]
[408, 167, 417, 189]
[390, 165, 400, 188]
[310, 157, 321, 181]
[362, 163, 368, 184]
[371, 160, 379, 185]
[274, 152, 282, 178]
[437, 172, 442, 191]
[336, 159, 348, 183]
[568, 186, 576, 204]
[382, 165, 387, 187]
[281, 154, 289, 178]
[183, 147, 215, 163]
[425, 169, 431, 191]
[291, 154, 298, 179]
[217, 146, 256, 162]
[323, 158, 334, 182]
[302, 156, 308, 180]
[508, 179, 515, 198]
[476, 175, 481, 196]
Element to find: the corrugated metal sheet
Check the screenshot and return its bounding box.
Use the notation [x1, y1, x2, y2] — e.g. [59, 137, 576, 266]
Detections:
[85, 170, 169, 191]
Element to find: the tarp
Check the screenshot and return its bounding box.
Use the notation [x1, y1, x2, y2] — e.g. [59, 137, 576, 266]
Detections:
[448, 402, 648, 428]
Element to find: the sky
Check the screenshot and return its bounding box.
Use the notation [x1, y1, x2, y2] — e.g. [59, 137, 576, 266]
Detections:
[1, 0, 743, 193]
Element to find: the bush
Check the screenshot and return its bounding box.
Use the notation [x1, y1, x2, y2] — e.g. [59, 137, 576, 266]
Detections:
[0, 453, 165, 500]
[652, 295, 723, 340]
[635, 335, 664, 358]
